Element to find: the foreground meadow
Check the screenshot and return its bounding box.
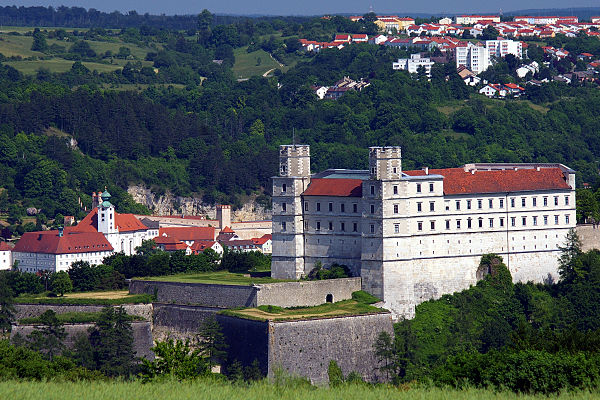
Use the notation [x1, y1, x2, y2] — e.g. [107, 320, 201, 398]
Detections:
[1, 380, 599, 400]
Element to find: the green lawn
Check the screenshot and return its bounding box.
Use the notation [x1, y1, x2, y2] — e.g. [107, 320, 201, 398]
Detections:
[19, 311, 145, 324]
[4, 59, 123, 75]
[0, 379, 596, 400]
[139, 271, 288, 286]
[0, 35, 43, 57]
[222, 298, 385, 322]
[15, 291, 153, 305]
[232, 47, 286, 79]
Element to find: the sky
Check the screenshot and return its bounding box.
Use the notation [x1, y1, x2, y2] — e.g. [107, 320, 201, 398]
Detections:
[1, 0, 599, 16]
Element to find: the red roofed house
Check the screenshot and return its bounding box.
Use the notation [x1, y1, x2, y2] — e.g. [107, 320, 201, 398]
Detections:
[272, 145, 576, 319]
[154, 226, 220, 255]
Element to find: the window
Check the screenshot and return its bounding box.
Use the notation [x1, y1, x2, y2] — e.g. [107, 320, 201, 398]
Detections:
[467, 200, 472, 210]
[533, 197, 537, 207]
[457, 220, 461, 229]
[340, 222, 345, 231]
[554, 196, 559, 206]
[544, 215, 548, 225]
[489, 199, 493, 208]
[468, 218, 472, 228]
[317, 202, 321, 211]
[456, 200, 460, 210]
[565, 196, 570, 206]
[429, 183, 434, 192]
[511, 217, 516, 227]
[304, 221, 308, 229]
[394, 204, 399, 214]
[543, 197, 548, 206]
[521, 198, 526, 207]
[393, 167, 397, 174]
[478, 218, 483, 228]
[281, 222, 287, 231]
[280, 164, 287, 175]
[304, 202, 308, 211]
[417, 202, 422, 212]
[416, 183, 421, 193]
[522, 216, 527, 226]
[478, 199, 483, 209]
[282, 203, 287, 212]
[393, 185, 398, 195]
[282, 183, 287, 192]
[353, 203, 357, 213]
[446, 220, 450, 230]
[353, 223, 358, 232]
[394, 224, 400, 234]
[499, 198, 504, 209]
[340, 203, 345, 213]
[489, 218, 494, 228]
[554, 215, 559, 225]
[500, 218, 504, 227]
[566, 215, 570, 224]
[329, 222, 333, 230]
[370, 224, 375, 233]
[511, 198, 515, 208]
[316, 221, 321, 231]
[418, 222, 423, 231]
[533, 216, 538, 226]
[370, 204, 375, 214]
[370, 185, 375, 195]
[430, 202, 435, 212]
[430, 220, 435, 230]
[328, 202, 333, 212]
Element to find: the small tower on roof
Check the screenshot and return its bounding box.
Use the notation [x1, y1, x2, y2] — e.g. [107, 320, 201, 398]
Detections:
[97, 188, 117, 234]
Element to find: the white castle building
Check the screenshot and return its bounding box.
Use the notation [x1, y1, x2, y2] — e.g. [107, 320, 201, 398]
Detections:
[271, 145, 576, 318]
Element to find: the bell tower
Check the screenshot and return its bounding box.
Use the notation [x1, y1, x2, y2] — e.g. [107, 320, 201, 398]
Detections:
[97, 190, 117, 235]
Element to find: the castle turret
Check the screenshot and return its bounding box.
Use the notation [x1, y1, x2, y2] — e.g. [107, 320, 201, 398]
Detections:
[271, 145, 311, 279]
[216, 205, 231, 230]
[97, 190, 117, 234]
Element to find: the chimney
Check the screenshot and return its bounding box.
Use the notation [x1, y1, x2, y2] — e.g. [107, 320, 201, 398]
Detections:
[58, 226, 63, 237]
[423, 167, 429, 175]
[536, 166, 541, 171]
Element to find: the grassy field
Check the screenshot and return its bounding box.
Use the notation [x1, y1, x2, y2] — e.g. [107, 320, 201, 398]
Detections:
[4, 59, 123, 75]
[140, 271, 288, 285]
[0, 379, 597, 400]
[232, 47, 285, 79]
[0, 35, 43, 57]
[222, 298, 385, 322]
[15, 291, 153, 305]
[19, 311, 145, 324]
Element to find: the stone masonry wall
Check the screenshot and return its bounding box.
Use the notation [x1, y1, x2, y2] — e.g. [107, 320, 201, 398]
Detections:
[11, 321, 154, 360]
[14, 304, 153, 322]
[577, 224, 600, 252]
[256, 278, 361, 308]
[152, 303, 221, 342]
[129, 280, 258, 308]
[215, 314, 269, 375]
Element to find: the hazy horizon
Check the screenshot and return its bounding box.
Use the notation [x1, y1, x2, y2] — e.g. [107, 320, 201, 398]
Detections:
[0, 1, 598, 17]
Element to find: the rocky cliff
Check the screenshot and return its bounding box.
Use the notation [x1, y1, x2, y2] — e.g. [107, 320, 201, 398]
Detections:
[127, 185, 271, 221]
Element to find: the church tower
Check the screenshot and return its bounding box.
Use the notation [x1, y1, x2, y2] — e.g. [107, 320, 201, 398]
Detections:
[97, 190, 117, 235]
[271, 145, 311, 279]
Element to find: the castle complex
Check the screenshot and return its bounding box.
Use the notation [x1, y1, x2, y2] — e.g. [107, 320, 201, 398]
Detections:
[271, 145, 576, 318]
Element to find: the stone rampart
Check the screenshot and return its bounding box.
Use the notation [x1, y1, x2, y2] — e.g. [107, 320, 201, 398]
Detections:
[577, 224, 600, 252]
[14, 303, 153, 322]
[256, 278, 361, 308]
[129, 280, 257, 308]
[11, 321, 154, 360]
[152, 303, 221, 341]
[216, 312, 392, 384]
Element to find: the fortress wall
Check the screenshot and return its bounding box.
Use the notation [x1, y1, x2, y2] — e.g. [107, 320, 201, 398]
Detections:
[152, 303, 221, 341]
[576, 224, 600, 252]
[256, 278, 361, 308]
[14, 303, 153, 322]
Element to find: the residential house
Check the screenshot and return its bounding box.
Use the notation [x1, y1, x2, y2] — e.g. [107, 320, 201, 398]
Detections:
[0, 241, 12, 270]
[393, 53, 435, 77]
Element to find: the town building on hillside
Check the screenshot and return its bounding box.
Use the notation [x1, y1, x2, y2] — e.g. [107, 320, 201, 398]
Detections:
[0, 241, 13, 270]
[393, 53, 435, 77]
[271, 145, 576, 318]
[456, 44, 490, 74]
[455, 15, 500, 25]
[486, 39, 522, 60]
[13, 227, 113, 273]
[513, 16, 578, 25]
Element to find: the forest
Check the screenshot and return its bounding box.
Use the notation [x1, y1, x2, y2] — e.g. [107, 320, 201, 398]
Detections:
[0, 9, 599, 232]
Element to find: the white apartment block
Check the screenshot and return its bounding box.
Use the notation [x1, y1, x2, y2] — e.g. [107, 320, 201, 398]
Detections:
[456, 44, 490, 74]
[271, 145, 576, 319]
[393, 53, 435, 76]
[486, 39, 523, 60]
[455, 15, 500, 25]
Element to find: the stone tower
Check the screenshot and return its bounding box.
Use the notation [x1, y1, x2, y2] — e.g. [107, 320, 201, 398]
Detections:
[216, 205, 231, 229]
[97, 190, 117, 235]
[271, 145, 311, 279]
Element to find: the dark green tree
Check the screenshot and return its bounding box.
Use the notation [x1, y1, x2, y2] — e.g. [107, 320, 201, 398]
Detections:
[50, 271, 72, 296]
[197, 316, 228, 369]
[89, 306, 136, 376]
[141, 338, 209, 381]
[31, 28, 48, 52]
[327, 360, 344, 387]
[27, 310, 66, 361]
[0, 274, 15, 335]
[558, 228, 584, 283]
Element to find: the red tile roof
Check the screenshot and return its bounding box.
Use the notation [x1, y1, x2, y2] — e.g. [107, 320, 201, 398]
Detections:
[252, 234, 272, 245]
[0, 242, 12, 251]
[404, 167, 570, 195]
[13, 230, 113, 255]
[72, 208, 148, 233]
[190, 240, 218, 253]
[220, 226, 235, 233]
[158, 227, 216, 242]
[303, 178, 363, 197]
